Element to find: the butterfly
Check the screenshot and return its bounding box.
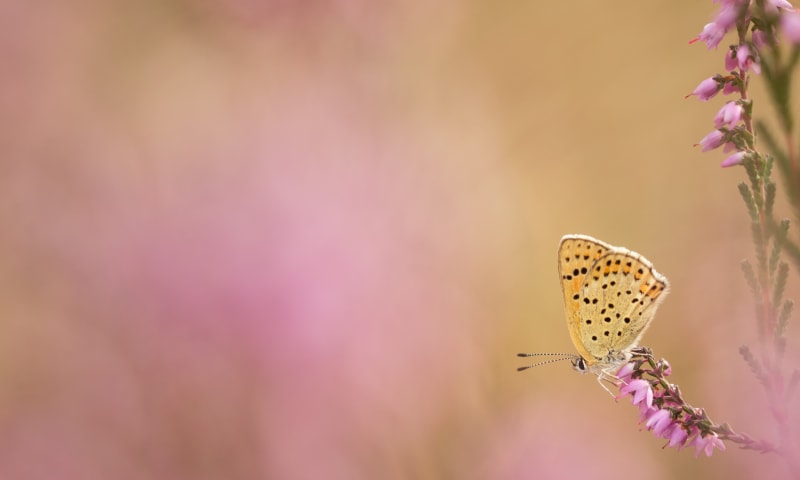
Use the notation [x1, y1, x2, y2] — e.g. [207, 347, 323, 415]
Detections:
[518, 234, 669, 394]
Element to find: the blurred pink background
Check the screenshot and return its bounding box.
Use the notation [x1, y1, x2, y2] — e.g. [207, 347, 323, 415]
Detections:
[1, 1, 798, 479]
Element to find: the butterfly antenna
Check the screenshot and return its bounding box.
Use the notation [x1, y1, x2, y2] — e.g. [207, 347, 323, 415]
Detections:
[516, 353, 577, 372]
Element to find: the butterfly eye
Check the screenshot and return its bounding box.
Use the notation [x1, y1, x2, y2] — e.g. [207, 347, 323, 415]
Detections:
[572, 357, 588, 372]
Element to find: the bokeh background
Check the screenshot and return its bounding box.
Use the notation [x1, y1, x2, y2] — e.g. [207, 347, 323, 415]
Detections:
[2, 1, 799, 479]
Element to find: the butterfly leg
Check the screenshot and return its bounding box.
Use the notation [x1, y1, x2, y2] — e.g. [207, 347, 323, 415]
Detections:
[595, 369, 622, 397]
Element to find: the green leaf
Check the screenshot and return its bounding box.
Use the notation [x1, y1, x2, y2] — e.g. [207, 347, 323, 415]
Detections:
[773, 261, 789, 307]
[778, 299, 793, 338]
[744, 158, 763, 209]
[765, 181, 776, 221]
[738, 182, 758, 222]
[769, 219, 789, 275]
[739, 345, 768, 388]
[741, 259, 760, 301]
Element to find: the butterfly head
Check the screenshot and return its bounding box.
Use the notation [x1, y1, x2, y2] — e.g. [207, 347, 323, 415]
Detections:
[571, 356, 589, 373]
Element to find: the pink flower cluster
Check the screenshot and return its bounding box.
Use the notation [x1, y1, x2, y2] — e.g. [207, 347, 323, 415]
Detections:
[616, 360, 727, 457]
[688, 0, 797, 168]
[692, 0, 795, 50]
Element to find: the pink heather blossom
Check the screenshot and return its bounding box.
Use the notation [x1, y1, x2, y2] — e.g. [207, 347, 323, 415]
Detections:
[696, 22, 726, 49]
[692, 433, 727, 457]
[721, 151, 747, 167]
[781, 11, 800, 43]
[766, 0, 795, 16]
[714, 4, 742, 31]
[722, 79, 740, 95]
[657, 422, 676, 439]
[667, 425, 690, 448]
[638, 406, 658, 424]
[616, 362, 635, 383]
[736, 44, 760, 73]
[722, 141, 738, 153]
[659, 359, 671, 376]
[645, 408, 674, 436]
[697, 129, 725, 151]
[714, 101, 744, 127]
[725, 48, 738, 71]
[691, 1, 748, 48]
[735, 44, 749, 64]
[619, 379, 653, 408]
[752, 29, 772, 50]
[688, 77, 722, 101]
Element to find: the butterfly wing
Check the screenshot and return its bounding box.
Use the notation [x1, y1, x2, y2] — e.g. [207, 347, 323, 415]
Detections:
[573, 247, 669, 363]
[559, 235, 670, 369]
[558, 235, 612, 364]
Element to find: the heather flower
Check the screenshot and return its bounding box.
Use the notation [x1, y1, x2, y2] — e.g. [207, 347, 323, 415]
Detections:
[751, 29, 772, 50]
[781, 11, 800, 43]
[765, 0, 794, 16]
[714, 4, 742, 32]
[645, 408, 674, 436]
[658, 359, 671, 376]
[692, 433, 727, 457]
[616, 362, 635, 384]
[619, 378, 653, 408]
[725, 48, 738, 71]
[679, 0, 796, 465]
[638, 405, 658, 424]
[667, 425, 690, 448]
[721, 150, 747, 167]
[722, 79, 740, 95]
[714, 101, 744, 128]
[697, 129, 725, 151]
[688, 76, 722, 101]
[736, 44, 760, 73]
[695, 22, 727, 49]
[609, 349, 762, 456]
